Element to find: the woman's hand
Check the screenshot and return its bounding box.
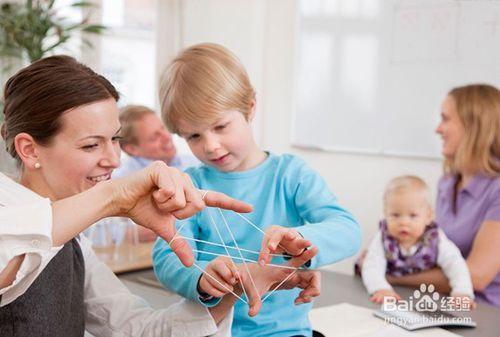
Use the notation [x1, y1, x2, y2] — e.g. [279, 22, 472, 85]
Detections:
[108, 161, 252, 266]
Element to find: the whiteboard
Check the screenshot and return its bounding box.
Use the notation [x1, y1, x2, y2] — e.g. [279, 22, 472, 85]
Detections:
[293, 0, 500, 159]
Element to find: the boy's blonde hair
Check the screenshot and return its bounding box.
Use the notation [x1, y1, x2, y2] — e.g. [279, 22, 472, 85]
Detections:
[159, 43, 256, 134]
[383, 175, 431, 206]
[118, 104, 155, 147]
[446, 84, 500, 176]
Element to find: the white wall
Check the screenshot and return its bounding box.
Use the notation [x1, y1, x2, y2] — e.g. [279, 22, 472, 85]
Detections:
[165, 0, 444, 274]
[261, 1, 443, 274]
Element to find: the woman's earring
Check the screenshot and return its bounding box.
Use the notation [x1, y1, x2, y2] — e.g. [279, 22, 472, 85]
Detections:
[34, 162, 41, 169]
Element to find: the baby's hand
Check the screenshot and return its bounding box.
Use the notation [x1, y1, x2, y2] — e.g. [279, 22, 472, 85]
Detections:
[450, 294, 476, 310]
[198, 256, 240, 298]
[259, 225, 312, 266]
[370, 289, 401, 304]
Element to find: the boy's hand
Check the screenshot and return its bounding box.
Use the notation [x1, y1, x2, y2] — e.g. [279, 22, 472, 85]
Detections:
[370, 289, 401, 304]
[198, 256, 241, 298]
[277, 270, 321, 305]
[238, 246, 318, 316]
[259, 225, 312, 266]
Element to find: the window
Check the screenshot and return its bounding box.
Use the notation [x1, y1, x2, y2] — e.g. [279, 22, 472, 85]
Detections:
[100, 0, 157, 107]
[54, 0, 158, 107]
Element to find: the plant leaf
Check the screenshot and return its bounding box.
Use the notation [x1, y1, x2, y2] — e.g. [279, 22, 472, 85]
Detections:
[71, 2, 97, 8]
[82, 24, 107, 34]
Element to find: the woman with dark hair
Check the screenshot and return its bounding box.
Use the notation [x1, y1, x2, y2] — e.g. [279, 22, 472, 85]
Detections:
[0, 56, 319, 336]
[387, 84, 500, 307]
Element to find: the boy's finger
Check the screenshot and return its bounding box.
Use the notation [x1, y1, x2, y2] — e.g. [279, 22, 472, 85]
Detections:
[228, 263, 241, 283]
[295, 238, 312, 250]
[243, 278, 262, 317]
[258, 242, 272, 267]
[295, 294, 312, 304]
[268, 229, 286, 251]
[259, 228, 285, 266]
[301, 286, 320, 299]
[203, 284, 226, 298]
[205, 273, 234, 294]
[258, 227, 275, 265]
[300, 272, 321, 298]
[199, 277, 224, 298]
[285, 229, 311, 253]
[287, 246, 318, 269]
[247, 295, 262, 317]
[285, 229, 299, 240]
[288, 238, 312, 257]
[215, 262, 238, 285]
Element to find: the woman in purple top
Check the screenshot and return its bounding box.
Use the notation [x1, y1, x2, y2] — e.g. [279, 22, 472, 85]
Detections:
[387, 84, 500, 307]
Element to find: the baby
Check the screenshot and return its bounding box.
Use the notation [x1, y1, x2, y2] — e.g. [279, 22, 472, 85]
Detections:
[361, 175, 474, 304]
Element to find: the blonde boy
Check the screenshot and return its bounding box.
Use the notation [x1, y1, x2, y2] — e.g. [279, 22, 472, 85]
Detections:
[152, 43, 361, 337]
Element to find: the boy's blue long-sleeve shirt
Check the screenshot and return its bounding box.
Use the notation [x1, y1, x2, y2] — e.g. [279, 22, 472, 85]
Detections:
[153, 153, 361, 337]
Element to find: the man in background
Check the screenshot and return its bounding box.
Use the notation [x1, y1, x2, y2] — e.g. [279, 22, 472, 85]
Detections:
[114, 104, 198, 178]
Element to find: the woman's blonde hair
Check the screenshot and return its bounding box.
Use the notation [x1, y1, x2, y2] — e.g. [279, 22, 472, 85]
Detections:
[159, 43, 256, 134]
[446, 84, 500, 176]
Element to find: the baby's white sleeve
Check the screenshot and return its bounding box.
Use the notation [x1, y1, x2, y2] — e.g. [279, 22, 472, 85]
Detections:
[361, 231, 392, 294]
[436, 230, 474, 297]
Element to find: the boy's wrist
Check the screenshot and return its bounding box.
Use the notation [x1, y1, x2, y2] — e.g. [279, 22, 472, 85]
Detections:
[197, 275, 215, 302]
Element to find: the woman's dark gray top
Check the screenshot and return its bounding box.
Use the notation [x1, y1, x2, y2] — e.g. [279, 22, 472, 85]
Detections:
[0, 238, 85, 337]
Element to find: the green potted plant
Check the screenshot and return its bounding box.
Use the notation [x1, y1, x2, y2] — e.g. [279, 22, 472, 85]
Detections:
[0, 0, 106, 64]
[0, 0, 105, 172]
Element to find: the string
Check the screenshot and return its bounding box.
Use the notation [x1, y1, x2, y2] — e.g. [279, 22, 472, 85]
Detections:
[191, 248, 298, 271]
[183, 237, 284, 257]
[235, 212, 288, 252]
[167, 219, 190, 248]
[217, 208, 260, 298]
[167, 207, 309, 305]
[207, 208, 249, 303]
